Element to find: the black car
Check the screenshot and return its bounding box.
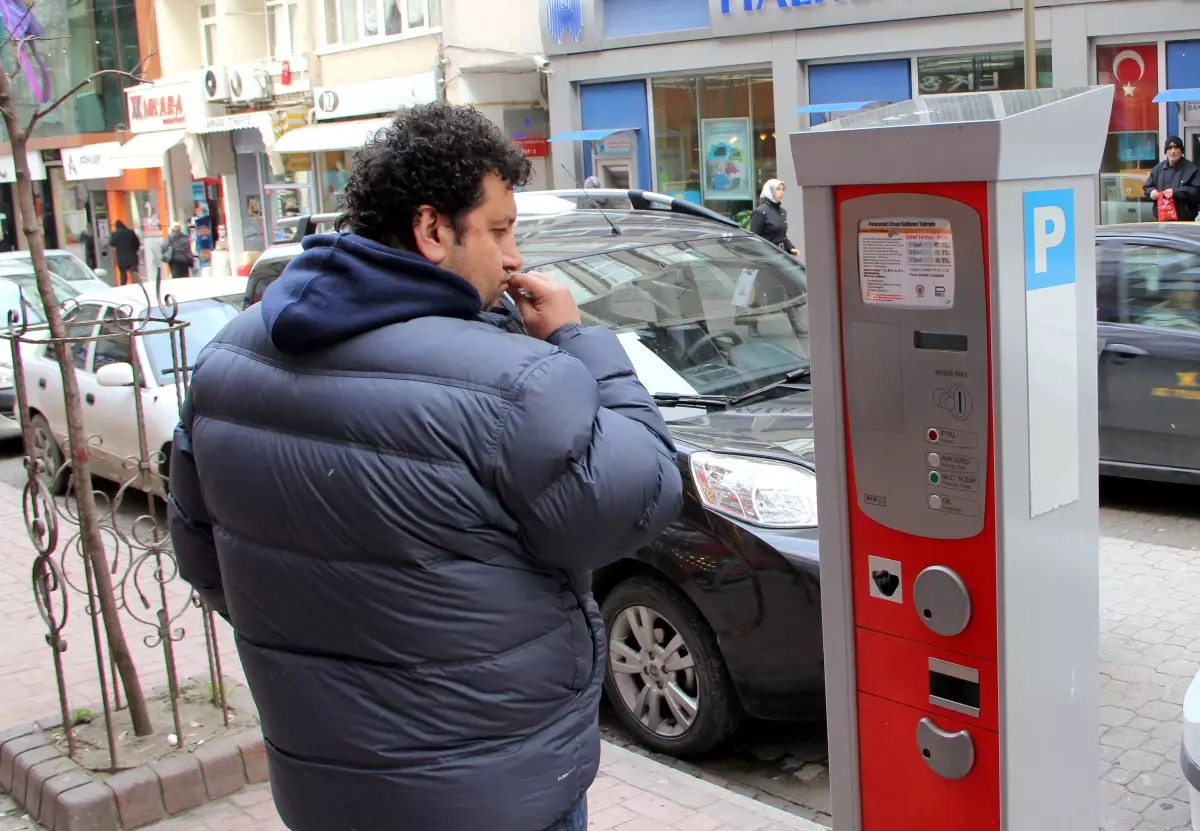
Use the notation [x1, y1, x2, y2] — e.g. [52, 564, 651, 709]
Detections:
[243, 190, 824, 756]
[1096, 223, 1200, 484]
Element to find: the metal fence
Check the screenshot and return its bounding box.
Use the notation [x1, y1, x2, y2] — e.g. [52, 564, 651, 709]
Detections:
[1, 283, 229, 771]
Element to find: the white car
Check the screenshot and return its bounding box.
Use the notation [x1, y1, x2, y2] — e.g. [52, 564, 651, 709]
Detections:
[0, 249, 111, 293]
[22, 276, 247, 495]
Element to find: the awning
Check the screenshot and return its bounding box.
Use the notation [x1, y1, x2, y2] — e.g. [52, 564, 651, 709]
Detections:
[272, 117, 390, 154]
[794, 101, 882, 115]
[549, 128, 638, 142]
[1154, 89, 1200, 103]
[113, 129, 186, 170]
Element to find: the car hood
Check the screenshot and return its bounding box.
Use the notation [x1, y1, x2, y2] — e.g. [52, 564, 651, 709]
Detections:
[665, 389, 816, 466]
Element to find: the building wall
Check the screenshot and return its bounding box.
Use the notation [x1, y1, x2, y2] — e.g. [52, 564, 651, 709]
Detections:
[545, 0, 1200, 244]
[317, 34, 442, 86]
[155, 0, 204, 75]
[444, 0, 542, 56]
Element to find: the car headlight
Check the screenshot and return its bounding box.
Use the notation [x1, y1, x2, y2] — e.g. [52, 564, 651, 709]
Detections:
[690, 451, 818, 528]
[0, 363, 13, 388]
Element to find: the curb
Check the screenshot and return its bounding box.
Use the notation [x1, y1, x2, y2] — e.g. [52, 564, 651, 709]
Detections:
[0, 706, 268, 831]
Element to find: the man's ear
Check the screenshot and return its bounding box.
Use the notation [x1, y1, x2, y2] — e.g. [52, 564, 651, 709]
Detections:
[412, 205, 452, 264]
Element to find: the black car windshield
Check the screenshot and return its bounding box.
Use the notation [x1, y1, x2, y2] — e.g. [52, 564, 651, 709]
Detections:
[141, 294, 242, 377]
[535, 236, 810, 398]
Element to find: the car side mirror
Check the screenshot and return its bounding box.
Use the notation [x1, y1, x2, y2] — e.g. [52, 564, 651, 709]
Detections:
[93, 267, 110, 282]
[96, 362, 135, 388]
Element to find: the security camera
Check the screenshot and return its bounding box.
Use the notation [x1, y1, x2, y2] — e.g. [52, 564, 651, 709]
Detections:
[532, 55, 550, 70]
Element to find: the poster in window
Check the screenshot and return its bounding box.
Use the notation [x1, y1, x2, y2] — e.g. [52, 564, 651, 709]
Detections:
[700, 118, 753, 202]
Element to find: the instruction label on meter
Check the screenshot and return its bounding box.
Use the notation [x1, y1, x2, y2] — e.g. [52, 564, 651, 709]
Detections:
[858, 218, 955, 309]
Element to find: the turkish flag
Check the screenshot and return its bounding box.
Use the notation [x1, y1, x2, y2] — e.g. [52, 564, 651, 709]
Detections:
[1097, 44, 1160, 133]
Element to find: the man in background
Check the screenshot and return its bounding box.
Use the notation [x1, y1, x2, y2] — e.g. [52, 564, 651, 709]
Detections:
[107, 220, 141, 284]
[1145, 135, 1199, 222]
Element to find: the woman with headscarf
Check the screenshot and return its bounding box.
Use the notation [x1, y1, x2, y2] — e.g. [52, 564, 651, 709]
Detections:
[749, 179, 798, 256]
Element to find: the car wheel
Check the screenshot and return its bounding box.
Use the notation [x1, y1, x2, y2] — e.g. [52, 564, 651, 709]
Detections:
[601, 576, 742, 756]
[29, 413, 67, 495]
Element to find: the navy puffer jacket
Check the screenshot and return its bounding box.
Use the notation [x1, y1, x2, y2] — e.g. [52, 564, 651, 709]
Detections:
[168, 233, 684, 831]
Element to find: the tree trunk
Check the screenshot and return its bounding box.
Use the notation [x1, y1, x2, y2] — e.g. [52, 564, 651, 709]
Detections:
[0, 69, 153, 736]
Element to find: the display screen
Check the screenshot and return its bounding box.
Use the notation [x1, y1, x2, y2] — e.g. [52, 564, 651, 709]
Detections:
[914, 331, 968, 352]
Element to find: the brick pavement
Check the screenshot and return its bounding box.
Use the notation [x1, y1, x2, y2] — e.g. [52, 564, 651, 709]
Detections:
[0, 742, 822, 831]
[0, 480, 243, 729]
[5, 473, 1200, 830]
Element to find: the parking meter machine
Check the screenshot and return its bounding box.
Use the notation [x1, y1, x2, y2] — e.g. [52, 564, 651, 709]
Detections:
[793, 87, 1113, 831]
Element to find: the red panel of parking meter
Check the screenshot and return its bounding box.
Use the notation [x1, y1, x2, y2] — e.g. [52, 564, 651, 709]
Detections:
[831, 181, 1000, 830]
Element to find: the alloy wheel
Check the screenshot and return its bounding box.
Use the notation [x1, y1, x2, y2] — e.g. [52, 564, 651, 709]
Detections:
[608, 604, 699, 737]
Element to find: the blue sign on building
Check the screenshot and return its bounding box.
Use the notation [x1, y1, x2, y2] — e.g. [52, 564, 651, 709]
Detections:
[721, 0, 847, 14]
[547, 0, 584, 43]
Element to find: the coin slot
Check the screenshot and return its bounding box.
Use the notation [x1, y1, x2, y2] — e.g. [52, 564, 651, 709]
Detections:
[928, 658, 981, 718]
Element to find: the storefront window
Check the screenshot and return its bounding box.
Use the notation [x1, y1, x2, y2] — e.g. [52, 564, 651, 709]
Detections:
[49, 169, 89, 264]
[651, 72, 775, 225]
[916, 48, 1052, 95]
[1097, 44, 1161, 224]
[318, 151, 354, 212]
[261, 157, 315, 242]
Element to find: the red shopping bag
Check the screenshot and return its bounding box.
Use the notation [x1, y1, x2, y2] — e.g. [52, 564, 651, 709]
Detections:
[1158, 193, 1179, 222]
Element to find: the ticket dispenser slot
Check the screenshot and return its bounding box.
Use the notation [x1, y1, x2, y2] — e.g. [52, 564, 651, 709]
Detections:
[928, 658, 981, 718]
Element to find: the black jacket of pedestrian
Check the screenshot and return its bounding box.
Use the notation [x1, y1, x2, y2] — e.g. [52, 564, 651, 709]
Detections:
[167, 231, 685, 831]
[108, 223, 141, 269]
[1144, 157, 1200, 222]
[750, 197, 795, 252]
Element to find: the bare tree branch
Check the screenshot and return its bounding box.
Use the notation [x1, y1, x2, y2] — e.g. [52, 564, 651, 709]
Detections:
[24, 54, 155, 134]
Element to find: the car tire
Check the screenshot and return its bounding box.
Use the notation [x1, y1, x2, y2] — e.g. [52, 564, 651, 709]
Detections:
[29, 413, 67, 495]
[601, 576, 742, 756]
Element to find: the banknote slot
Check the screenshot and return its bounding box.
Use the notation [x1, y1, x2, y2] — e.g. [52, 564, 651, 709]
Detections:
[929, 658, 980, 718]
[914, 331, 968, 352]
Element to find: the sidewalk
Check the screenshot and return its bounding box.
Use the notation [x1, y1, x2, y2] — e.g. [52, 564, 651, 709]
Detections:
[0, 742, 822, 831]
[0, 478, 822, 830]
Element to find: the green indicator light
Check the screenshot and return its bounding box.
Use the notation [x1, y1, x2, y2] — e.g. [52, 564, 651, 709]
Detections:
[929, 471, 940, 485]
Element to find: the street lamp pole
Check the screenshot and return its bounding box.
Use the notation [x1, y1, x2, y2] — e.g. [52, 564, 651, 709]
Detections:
[1024, 0, 1037, 89]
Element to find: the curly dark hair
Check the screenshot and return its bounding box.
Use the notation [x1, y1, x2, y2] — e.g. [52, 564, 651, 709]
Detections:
[336, 102, 533, 248]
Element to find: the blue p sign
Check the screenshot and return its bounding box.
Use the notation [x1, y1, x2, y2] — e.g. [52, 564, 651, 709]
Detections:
[1024, 189, 1076, 291]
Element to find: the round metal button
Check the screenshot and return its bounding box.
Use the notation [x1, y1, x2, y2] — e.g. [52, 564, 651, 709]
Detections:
[928, 452, 941, 467]
[929, 494, 942, 510]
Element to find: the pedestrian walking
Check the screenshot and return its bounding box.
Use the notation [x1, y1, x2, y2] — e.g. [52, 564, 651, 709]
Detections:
[1144, 135, 1199, 222]
[107, 220, 141, 285]
[161, 221, 193, 278]
[749, 178, 799, 256]
[168, 102, 684, 831]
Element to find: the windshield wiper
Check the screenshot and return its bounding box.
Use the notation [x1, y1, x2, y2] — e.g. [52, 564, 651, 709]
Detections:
[652, 392, 734, 409]
[729, 367, 813, 408]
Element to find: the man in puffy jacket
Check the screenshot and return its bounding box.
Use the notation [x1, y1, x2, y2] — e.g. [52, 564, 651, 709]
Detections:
[167, 102, 684, 831]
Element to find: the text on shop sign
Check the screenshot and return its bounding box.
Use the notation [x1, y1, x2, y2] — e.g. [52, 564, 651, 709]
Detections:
[130, 93, 185, 125]
[721, 0, 848, 13]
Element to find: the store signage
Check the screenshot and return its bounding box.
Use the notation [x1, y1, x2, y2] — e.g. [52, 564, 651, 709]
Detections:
[62, 143, 123, 181]
[1185, 101, 1200, 127]
[312, 72, 438, 122]
[721, 0, 848, 14]
[513, 137, 548, 158]
[546, 0, 583, 44]
[0, 152, 48, 184]
[126, 78, 194, 132]
[200, 112, 273, 133]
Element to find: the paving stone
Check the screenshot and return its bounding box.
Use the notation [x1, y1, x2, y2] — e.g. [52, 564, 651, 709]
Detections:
[10, 746, 60, 809]
[151, 755, 205, 816]
[0, 735, 49, 793]
[22, 756, 78, 820]
[194, 740, 245, 800]
[235, 734, 268, 786]
[1128, 771, 1186, 800]
[55, 782, 119, 831]
[36, 769, 91, 828]
[104, 767, 165, 829]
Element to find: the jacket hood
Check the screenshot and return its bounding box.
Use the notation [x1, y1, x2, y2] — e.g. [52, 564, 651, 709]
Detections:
[260, 233, 483, 354]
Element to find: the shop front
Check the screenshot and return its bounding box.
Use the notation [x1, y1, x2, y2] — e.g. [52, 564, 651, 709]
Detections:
[0, 152, 47, 253]
[61, 143, 124, 274]
[271, 72, 439, 222]
[542, 0, 1200, 233]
